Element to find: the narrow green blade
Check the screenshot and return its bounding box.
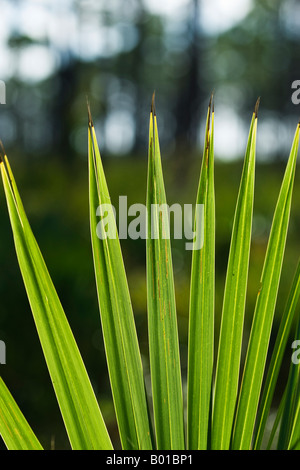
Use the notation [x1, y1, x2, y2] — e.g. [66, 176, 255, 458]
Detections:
[231, 122, 300, 449]
[146, 96, 185, 449]
[88, 112, 152, 450]
[277, 315, 300, 449]
[265, 387, 286, 450]
[211, 103, 258, 450]
[288, 378, 300, 450]
[0, 377, 43, 450]
[0, 155, 113, 450]
[254, 258, 300, 449]
[187, 97, 215, 450]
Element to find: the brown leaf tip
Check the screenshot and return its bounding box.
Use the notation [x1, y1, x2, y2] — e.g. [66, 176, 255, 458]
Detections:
[151, 91, 156, 116]
[0, 140, 5, 163]
[254, 97, 260, 118]
[209, 90, 214, 112]
[86, 97, 94, 127]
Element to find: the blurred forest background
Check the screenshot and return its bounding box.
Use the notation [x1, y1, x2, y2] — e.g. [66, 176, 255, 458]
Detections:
[0, 0, 300, 449]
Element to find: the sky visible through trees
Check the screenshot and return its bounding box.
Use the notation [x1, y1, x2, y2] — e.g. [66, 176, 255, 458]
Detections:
[0, 0, 299, 160]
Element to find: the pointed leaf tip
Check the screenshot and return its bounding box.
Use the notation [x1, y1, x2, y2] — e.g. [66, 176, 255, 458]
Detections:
[0, 140, 5, 162]
[151, 91, 156, 116]
[209, 90, 214, 111]
[254, 97, 260, 118]
[86, 99, 94, 127]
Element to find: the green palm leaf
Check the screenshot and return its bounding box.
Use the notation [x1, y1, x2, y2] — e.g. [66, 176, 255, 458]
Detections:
[278, 315, 300, 450]
[0, 154, 112, 450]
[211, 101, 258, 450]
[187, 96, 215, 450]
[88, 110, 153, 450]
[0, 377, 43, 450]
[146, 95, 185, 450]
[254, 258, 300, 449]
[231, 122, 300, 449]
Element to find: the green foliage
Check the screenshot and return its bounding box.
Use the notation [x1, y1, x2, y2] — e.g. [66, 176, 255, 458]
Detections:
[231, 121, 299, 449]
[212, 101, 258, 449]
[88, 109, 152, 450]
[0, 99, 299, 450]
[187, 97, 215, 450]
[0, 154, 112, 450]
[0, 377, 43, 450]
[146, 96, 185, 449]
